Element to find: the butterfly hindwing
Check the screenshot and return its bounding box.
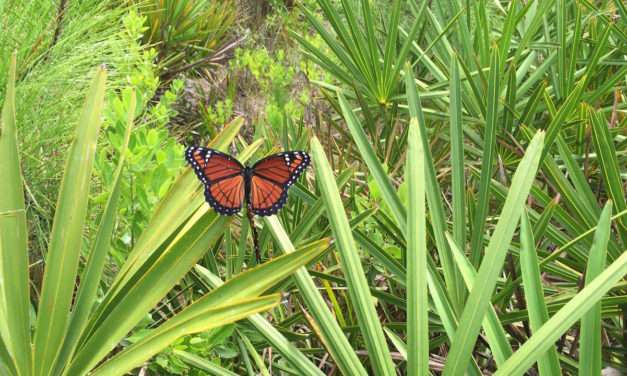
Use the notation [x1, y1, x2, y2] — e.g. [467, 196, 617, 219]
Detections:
[185, 146, 245, 215]
[205, 175, 244, 215]
[249, 151, 310, 216]
[249, 175, 289, 216]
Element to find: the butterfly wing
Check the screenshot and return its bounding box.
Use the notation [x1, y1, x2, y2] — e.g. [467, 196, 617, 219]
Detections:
[185, 146, 245, 215]
[249, 151, 310, 216]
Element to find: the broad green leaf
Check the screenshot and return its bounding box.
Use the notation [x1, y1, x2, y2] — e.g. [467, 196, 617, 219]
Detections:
[443, 131, 545, 376]
[0, 52, 30, 376]
[579, 202, 612, 375]
[53, 91, 136, 373]
[264, 217, 367, 375]
[67, 212, 229, 375]
[194, 264, 326, 376]
[174, 350, 238, 376]
[406, 117, 428, 376]
[495, 239, 627, 375]
[469, 49, 500, 267]
[312, 136, 396, 375]
[446, 234, 513, 365]
[34, 67, 107, 376]
[589, 109, 627, 246]
[519, 211, 562, 375]
[92, 295, 280, 376]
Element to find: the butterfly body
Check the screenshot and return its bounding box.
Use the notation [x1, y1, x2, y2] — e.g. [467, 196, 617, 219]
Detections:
[185, 146, 310, 216]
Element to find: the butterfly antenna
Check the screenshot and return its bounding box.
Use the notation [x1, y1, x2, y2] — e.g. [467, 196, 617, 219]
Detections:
[247, 203, 261, 264]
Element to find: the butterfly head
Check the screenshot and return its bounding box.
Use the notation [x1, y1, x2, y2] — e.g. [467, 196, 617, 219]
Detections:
[242, 166, 254, 180]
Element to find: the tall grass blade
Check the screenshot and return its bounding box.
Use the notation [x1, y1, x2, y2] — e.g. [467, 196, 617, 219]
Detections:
[384, 328, 407, 361]
[0, 52, 31, 376]
[92, 295, 280, 376]
[406, 118, 428, 376]
[446, 234, 513, 365]
[194, 264, 325, 376]
[386, 9, 422, 101]
[312, 136, 396, 375]
[33, 67, 107, 376]
[556, 0, 567, 99]
[174, 350, 238, 376]
[443, 131, 545, 375]
[469, 49, 500, 267]
[338, 93, 406, 227]
[495, 227, 626, 376]
[589, 108, 627, 245]
[67, 212, 229, 375]
[53, 91, 136, 373]
[555, 135, 599, 221]
[449, 57, 466, 249]
[264, 216, 367, 375]
[497, 0, 523, 68]
[69, 235, 327, 375]
[0, 335, 17, 376]
[541, 77, 585, 158]
[519, 211, 562, 375]
[239, 330, 270, 376]
[404, 67, 462, 312]
[579, 202, 612, 375]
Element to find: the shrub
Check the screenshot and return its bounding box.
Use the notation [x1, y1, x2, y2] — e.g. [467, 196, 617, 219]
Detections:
[129, 0, 237, 81]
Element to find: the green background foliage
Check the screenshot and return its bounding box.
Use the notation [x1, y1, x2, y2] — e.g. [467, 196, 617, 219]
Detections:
[0, 0, 625, 374]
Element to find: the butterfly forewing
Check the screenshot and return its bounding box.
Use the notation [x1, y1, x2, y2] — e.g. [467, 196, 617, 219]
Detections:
[186, 147, 244, 184]
[185, 146, 245, 215]
[249, 176, 288, 216]
[252, 151, 310, 187]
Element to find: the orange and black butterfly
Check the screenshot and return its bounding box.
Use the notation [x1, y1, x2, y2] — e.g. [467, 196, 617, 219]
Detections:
[186, 146, 310, 263]
[185, 146, 310, 216]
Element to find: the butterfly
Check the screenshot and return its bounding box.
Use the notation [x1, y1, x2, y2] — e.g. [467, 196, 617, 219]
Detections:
[185, 146, 310, 263]
[185, 146, 310, 216]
